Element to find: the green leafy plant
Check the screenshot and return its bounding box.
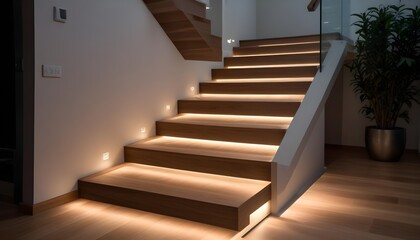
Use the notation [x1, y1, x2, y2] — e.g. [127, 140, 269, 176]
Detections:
[349, 5, 420, 129]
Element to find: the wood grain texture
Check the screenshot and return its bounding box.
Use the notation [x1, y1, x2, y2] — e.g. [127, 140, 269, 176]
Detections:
[2, 148, 419, 239]
[239, 34, 320, 47]
[32, 191, 79, 215]
[200, 81, 311, 94]
[143, 0, 222, 61]
[212, 66, 318, 79]
[178, 99, 301, 116]
[124, 137, 275, 180]
[79, 163, 271, 231]
[224, 53, 319, 68]
[245, 147, 420, 240]
[307, 0, 321, 12]
[156, 120, 285, 145]
[233, 43, 320, 57]
[144, 0, 207, 18]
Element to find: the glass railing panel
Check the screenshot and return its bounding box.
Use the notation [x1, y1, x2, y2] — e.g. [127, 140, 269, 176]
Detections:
[320, 0, 343, 70]
[200, 0, 222, 37]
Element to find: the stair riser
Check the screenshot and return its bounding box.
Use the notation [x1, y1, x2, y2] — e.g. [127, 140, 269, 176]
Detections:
[125, 147, 271, 180]
[212, 67, 317, 80]
[199, 82, 311, 94]
[178, 101, 300, 117]
[233, 43, 319, 56]
[224, 53, 319, 68]
[157, 121, 285, 145]
[240, 35, 321, 47]
[79, 181, 241, 230]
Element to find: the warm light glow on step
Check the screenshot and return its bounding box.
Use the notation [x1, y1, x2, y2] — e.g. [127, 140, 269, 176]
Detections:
[226, 63, 319, 69]
[232, 201, 271, 239]
[66, 200, 236, 239]
[256, 41, 320, 47]
[250, 201, 271, 224]
[214, 77, 314, 83]
[233, 51, 320, 58]
[102, 163, 271, 206]
[137, 136, 278, 161]
[198, 93, 305, 102]
[169, 114, 293, 128]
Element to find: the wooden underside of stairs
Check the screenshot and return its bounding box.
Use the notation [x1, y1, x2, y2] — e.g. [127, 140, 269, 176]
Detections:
[79, 34, 327, 233]
[143, 0, 222, 61]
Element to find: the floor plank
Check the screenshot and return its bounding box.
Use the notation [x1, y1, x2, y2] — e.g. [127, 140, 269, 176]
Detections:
[0, 147, 419, 239]
[246, 148, 420, 240]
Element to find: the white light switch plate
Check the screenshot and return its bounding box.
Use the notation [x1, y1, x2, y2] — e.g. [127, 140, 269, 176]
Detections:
[42, 64, 62, 78]
[54, 6, 67, 23]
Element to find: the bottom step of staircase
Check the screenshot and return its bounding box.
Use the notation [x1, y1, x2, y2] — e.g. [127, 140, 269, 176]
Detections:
[78, 163, 271, 231]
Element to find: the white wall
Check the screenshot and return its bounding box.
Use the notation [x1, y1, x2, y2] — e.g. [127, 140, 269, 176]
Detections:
[256, 0, 320, 38]
[223, 0, 257, 54]
[34, 0, 221, 204]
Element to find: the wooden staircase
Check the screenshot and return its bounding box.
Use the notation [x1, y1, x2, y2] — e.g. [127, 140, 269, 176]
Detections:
[79, 34, 321, 232]
[143, 0, 222, 61]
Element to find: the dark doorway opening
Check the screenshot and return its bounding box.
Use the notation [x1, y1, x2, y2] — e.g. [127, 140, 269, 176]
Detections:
[0, 0, 23, 205]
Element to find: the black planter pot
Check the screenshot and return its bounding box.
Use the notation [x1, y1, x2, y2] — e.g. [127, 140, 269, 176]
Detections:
[365, 126, 406, 162]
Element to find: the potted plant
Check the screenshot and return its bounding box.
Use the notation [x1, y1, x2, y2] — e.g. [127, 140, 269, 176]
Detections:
[349, 5, 420, 161]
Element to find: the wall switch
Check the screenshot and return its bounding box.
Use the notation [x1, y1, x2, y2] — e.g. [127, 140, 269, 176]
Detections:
[54, 6, 67, 23]
[42, 64, 62, 78]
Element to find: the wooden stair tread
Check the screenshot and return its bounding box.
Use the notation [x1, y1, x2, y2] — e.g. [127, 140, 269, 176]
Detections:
[224, 53, 320, 68]
[183, 94, 304, 102]
[213, 77, 314, 83]
[233, 43, 320, 57]
[178, 97, 301, 117]
[80, 163, 270, 207]
[157, 114, 288, 145]
[200, 81, 311, 94]
[79, 163, 271, 230]
[212, 66, 318, 79]
[78, 33, 327, 231]
[160, 113, 291, 129]
[126, 136, 277, 162]
[240, 34, 321, 47]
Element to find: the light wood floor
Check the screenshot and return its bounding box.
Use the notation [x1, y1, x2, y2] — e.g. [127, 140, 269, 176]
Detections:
[0, 146, 419, 239]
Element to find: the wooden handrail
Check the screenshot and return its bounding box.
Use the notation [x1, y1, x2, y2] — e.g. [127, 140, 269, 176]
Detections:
[307, 0, 320, 12]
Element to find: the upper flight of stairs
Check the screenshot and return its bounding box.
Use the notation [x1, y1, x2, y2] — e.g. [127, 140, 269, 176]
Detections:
[143, 0, 222, 61]
[79, 34, 321, 233]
